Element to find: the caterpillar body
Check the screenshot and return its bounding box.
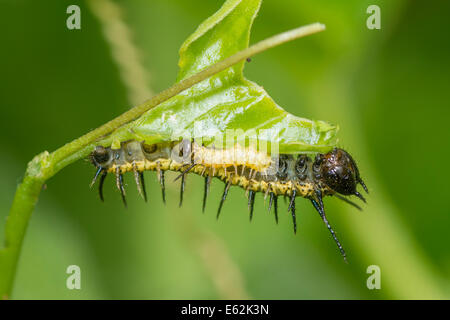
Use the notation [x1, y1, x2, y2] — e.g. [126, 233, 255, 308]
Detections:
[90, 139, 368, 261]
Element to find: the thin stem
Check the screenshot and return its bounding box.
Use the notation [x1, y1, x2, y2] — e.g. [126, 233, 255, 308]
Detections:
[0, 23, 325, 299]
[0, 153, 49, 299]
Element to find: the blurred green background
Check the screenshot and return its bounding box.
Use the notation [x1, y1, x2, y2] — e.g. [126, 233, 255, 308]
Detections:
[1, 0, 449, 299]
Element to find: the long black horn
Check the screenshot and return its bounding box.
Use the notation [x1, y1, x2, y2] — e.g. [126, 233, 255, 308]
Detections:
[358, 178, 369, 194]
[115, 167, 127, 207]
[288, 190, 297, 234]
[268, 192, 278, 224]
[217, 181, 231, 219]
[90, 167, 103, 188]
[179, 173, 186, 207]
[311, 190, 347, 262]
[202, 175, 212, 213]
[248, 190, 256, 221]
[133, 164, 147, 202]
[140, 172, 147, 202]
[98, 171, 107, 202]
[354, 191, 366, 203]
[174, 163, 197, 182]
[159, 170, 166, 204]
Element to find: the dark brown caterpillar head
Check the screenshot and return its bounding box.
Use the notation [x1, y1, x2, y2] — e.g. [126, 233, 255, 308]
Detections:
[91, 146, 111, 167]
[314, 148, 367, 200]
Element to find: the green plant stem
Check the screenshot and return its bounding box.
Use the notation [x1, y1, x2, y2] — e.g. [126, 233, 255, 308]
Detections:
[0, 23, 325, 299]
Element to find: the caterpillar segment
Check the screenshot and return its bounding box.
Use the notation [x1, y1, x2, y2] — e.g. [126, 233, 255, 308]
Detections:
[90, 139, 368, 262]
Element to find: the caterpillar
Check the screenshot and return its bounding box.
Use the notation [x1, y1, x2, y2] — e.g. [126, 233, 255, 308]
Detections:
[90, 139, 368, 261]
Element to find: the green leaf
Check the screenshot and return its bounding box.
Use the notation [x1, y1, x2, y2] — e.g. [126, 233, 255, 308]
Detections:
[105, 0, 338, 154]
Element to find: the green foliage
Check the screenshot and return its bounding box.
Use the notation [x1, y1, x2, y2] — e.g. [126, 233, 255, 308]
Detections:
[0, 0, 449, 300]
[0, 0, 328, 299]
[105, 0, 337, 153]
